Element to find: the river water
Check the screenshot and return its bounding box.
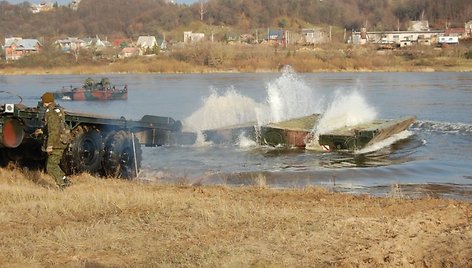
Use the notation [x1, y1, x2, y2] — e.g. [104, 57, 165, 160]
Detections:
[1, 70, 471, 200]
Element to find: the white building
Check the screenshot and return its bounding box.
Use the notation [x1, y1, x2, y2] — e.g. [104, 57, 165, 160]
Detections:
[301, 28, 327, 45]
[137, 36, 158, 50]
[350, 29, 443, 46]
[54, 37, 86, 52]
[183, 31, 205, 43]
[439, 36, 459, 45]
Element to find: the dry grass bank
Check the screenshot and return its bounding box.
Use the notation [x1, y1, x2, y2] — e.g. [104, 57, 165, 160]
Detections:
[0, 168, 471, 267]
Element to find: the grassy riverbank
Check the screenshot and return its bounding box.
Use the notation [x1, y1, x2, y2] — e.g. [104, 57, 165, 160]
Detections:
[0, 168, 471, 267]
[2, 43, 472, 75]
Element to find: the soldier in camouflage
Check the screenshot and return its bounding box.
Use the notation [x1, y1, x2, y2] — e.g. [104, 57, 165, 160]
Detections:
[37, 92, 71, 188]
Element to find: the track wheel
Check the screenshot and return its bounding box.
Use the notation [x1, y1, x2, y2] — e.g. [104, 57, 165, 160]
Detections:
[103, 130, 142, 179]
[63, 126, 104, 175]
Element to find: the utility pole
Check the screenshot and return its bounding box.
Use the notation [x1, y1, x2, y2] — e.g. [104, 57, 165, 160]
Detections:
[329, 26, 332, 42]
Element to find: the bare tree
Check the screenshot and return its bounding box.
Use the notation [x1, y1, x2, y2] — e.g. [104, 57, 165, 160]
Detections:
[200, 0, 207, 21]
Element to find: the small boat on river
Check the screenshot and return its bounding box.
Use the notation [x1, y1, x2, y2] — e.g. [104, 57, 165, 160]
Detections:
[54, 78, 128, 101]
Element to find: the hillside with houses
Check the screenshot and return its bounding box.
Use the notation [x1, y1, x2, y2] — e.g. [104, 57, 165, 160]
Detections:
[1, 0, 472, 72]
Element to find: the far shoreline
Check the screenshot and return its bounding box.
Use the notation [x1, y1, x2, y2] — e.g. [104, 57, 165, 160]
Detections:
[1, 65, 471, 76]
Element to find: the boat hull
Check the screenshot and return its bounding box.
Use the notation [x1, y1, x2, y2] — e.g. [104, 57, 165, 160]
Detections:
[54, 89, 127, 101]
[316, 116, 416, 151]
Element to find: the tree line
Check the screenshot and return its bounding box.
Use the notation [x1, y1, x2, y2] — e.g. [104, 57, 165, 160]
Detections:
[0, 0, 471, 43]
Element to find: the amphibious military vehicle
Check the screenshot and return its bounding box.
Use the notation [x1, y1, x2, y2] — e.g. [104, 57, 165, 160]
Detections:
[202, 114, 416, 152]
[0, 101, 181, 179]
[54, 78, 128, 101]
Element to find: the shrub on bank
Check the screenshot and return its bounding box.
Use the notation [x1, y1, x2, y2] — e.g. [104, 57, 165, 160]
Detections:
[464, 50, 472, 59]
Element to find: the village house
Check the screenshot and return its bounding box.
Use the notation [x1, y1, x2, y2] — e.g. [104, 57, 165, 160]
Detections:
[265, 29, 292, 46]
[119, 47, 142, 59]
[54, 37, 86, 52]
[300, 28, 327, 45]
[3, 37, 42, 61]
[444, 28, 468, 40]
[183, 31, 205, 43]
[82, 36, 110, 49]
[137, 36, 158, 50]
[112, 38, 131, 48]
[349, 25, 443, 47]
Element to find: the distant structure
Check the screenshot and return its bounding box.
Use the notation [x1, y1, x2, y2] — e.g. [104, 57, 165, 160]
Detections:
[183, 31, 205, 43]
[54, 37, 86, 52]
[265, 29, 292, 46]
[300, 28, 327, 45]
[408, 20, 430, 31]
[69, 0, 82, 10]
[31, 1, 53, 13]
[3, 37, 42, 61]
[137, 36, 158, 50]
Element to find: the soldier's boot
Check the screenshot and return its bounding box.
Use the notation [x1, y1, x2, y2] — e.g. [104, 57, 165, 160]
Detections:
[57, 176, 71, 189]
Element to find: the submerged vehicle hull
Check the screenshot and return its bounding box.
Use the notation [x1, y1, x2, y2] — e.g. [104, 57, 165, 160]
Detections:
[202, 114, 416, 152]
[315, 116, 416, 151]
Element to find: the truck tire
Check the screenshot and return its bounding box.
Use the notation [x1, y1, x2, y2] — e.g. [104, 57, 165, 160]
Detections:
[63, 126, 104, 175]
[103, 130, 142, 179]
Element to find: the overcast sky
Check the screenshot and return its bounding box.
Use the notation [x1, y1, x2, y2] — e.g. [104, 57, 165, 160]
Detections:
[6, 0, 198, 5]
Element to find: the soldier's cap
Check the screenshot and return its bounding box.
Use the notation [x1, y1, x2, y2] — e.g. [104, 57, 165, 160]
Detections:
[41, 92, 55, 103]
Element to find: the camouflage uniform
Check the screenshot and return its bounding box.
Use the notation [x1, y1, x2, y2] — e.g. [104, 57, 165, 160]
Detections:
[44, 103, 69, 186]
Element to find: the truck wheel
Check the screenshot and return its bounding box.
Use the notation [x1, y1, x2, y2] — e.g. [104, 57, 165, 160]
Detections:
[103, 131, 142, 179]
[0, 148, 11, 167]
[65, 126, 104, 175]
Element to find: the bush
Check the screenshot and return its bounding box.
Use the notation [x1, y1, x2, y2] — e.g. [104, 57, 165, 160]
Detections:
[465, 50, 472, 59]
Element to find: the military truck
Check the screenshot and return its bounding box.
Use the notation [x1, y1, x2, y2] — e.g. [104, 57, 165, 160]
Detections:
[0, 101, 182, 179]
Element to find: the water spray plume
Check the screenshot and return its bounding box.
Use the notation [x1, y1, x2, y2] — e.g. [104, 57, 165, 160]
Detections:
[264, 66, 320, 124]
[183, 88, 261, 132]
[183, 66, 322, 147]
[307, 90, 377, 149]
[356, 130, 413, 154]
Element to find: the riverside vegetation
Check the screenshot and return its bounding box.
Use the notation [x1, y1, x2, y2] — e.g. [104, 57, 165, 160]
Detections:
[2, 0, 472, 74]
[1, 41, 472, 75]
[0, 168, 471, 267]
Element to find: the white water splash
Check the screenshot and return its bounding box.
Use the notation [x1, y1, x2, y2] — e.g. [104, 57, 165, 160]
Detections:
[184, 67, 382, 150]
[413, 120, 472, 135]
[315, 90, 376, 135]
[183, 67, 322, 147]
[192, 131, 213, 147]
[238, 132, 257, 148]
[356, 130, 413, 154]
[262, 66, 320, 125]
[183, 88, 262, 132]
[305, 90, 377, 149]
